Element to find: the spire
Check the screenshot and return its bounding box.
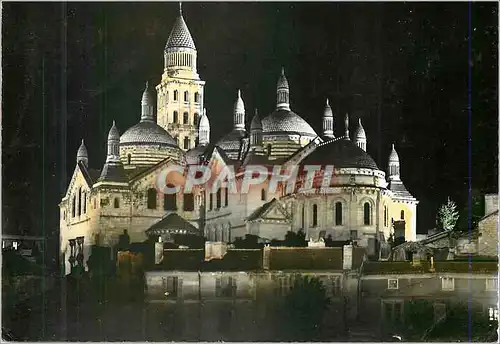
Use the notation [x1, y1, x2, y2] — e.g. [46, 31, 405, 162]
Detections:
[344, 113, 350, 139]
[141, 81, 155, 122]
[76, 139, 88, 166]
[388, 143, 400, 181]
[165, 5, 196, 51]
[179, 1, 182, 14]
[198, 108, 210, 146]
[322, 98, 334, 139]
[354, 118, 367, 151]
[106, 121, 120, 163]
[276, 67, 290, 111]
[233, 89, 246, 131]
[250, 109, 264, 150]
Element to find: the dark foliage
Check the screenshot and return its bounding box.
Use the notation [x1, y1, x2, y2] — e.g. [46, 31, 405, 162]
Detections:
[232, 234, 263, 249]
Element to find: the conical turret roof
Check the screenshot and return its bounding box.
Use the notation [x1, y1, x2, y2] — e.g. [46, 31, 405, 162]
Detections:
[165, 9, 196, 50]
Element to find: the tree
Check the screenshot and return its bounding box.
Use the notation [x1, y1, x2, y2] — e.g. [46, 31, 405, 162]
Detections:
[436, 197, 460, 231]
[280, 275, 331, 341]
[283, 229, 307, 247]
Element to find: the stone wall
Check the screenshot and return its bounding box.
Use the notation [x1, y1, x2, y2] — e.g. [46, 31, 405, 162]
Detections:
[484, 193, 498, 216]
[478, 212, 498, 257]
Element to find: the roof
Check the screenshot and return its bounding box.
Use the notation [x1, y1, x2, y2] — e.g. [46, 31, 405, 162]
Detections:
[2, 250, 45, 276]
[387, 180, 414, 199]
[120, 121, 178, 147]
[78, 161, 100, 186]
[247, 198, 280, 222]
[479, 209, 499, 222]
[301, 138, 379, 170]
[98, 162, 128, 183]
[165, 14, 196, 50]
[262, 109, 317, 137]
[362, 261, 498, 275]
[146, 212, 199, 236]
[186, 144, 211, 165]
[268, 247, 343, 271]
[216, 129, 246, 153]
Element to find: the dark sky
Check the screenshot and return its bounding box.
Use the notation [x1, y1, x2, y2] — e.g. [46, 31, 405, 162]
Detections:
[2, 2, 498, 236]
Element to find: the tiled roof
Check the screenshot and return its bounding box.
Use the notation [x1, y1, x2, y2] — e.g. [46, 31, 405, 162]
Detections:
[262, 109, 317, 137]
[216, 129, 246, 153]
[120, 121, 178, 147]
[387, 180, 414, 199]
[362, 261, 498, 275]
[268, 247, 343, 270]
[98, 162, 128, 183]
[246, 198, 279, 222]
[158, 249, 262, 271]
[165, 15, 196, 50]
[301, 138, 379, 170]
[146, 212, 199, 235]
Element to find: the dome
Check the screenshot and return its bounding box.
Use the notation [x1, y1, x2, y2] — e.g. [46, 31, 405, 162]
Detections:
[354, 118, 366, 140]
[120, 121, 178, 147]
[301, 138, 379, 170]
[108, 121, 120, 141]
[388, 144, 399, 163]
[262, 109, 317, 137]
[165, 14, 196, 50]
[250, 111, 262, 130]
[76, 139, 88, 163]
[216, 129, 246, 152]
[234, 90, 245, 114]
[186, 144, 210, 164]
[323, 99, 333, 118]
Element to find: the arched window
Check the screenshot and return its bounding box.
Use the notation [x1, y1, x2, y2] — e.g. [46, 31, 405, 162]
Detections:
[224, 188, 229, 207]
[83, 192, 87, 214]
[400, 210, 405, 220]
[184, 91, 189, 102]
[173, 111, 178, 123]
[72, 195, 76, 217]
[147, 188, 157, 209]
[261, 188, 266, 201]
[267, 144, 272, 156]
[93, 198, 96, 209]
[384, 206, 388, 227]
[127, 154, 131, 165]
[216, 188, 222, 209]
[194, 92, 200, 103]
[184, 137, 190, 150]
[363, 202, 371, 225]
[183, 112, 189, 124]
[114, 198, 120, 208]
[312, 204, 318, 227]
[335, 202, 343, 226]
[194, 113, 199, 126]
[78, 188, 82, 216]
[164, 185, 177, 210]
[184, 193, 194, 211]
[166, 91, 169, 103]
[173, 90, 178, 101]
[209, 193, 213, 210]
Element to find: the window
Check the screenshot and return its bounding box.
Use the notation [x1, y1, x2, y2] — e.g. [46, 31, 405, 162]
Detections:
[486, 278, 498, 291]
[78, 188, 82, 216]
[331, 277, 340, 296]
[400, 210, 405, 220]
[147, 188, 157, 209]
[93, 198, 96, 209]
[127, 154, 131, 165]
[261, 188, 266, 201]
[194, 113, 199, 126]
[363, 202, 371, 225]
[184, 193, 194, 211]
[384, 206, 388, 227]
[209, 193, 213, 210]
[166, 91, 169, 103]
[441, 277, 455, 291]
[184, 91, 189, 102]
[216, 276, 237, 297]
[301, 205, 305, 228]
[224, 188, 229, 207]
[83, 192, 87, 214]
[388, 279, 399, 290]
[164, 185, 177, 210]
[63, 211, 66, 220]
[164, 276, 179, 297]
[312, 204, 318, 227]
[275, 276, 291, 297]
[350, 230, 358, 240]
[194, 92, 200, 103]
[183, 137, 190, 150]
[114, 198, 120, 208]
[335, 202, 343, 226]
[183, 112, 189, 124]
[488, 307, 498, 321]
[382, 301, 404, 324]
[216, 188, 222, 209]
[267, 144, 272, 156]
[173, 90, 178, 101]
[173, 111, 178, 123]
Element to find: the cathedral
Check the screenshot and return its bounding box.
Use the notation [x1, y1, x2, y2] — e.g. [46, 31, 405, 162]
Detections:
[59, 7, 418, 274]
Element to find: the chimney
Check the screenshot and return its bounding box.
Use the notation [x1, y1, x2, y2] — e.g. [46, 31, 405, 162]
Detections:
[343, 244, 353, 270]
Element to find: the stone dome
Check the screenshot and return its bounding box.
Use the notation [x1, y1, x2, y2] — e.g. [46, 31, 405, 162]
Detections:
[262, 109, 317, 137]
[301, 137, 379, 170]
[216, 129, 246, 152]
[165, 14, 196, 51]
[186, 144, 210, 164]
[120, 121, 178, 147]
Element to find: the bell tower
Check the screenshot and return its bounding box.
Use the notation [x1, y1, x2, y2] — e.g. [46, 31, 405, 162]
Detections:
[156, 3, 205, 151]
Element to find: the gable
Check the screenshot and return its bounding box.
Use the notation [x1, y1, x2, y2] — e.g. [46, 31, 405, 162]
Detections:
[129, 157, 184, 191]
[63, 165, 92, 201]
[248, 199, 291, 223]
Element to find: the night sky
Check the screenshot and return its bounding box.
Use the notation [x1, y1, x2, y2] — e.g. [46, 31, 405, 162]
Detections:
[2, 2, 498, 237]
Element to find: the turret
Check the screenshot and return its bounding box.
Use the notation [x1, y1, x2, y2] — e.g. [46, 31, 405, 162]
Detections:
[233, 89, 246, 131]
[141, 81, 155, 122]
[276, 67, 290, 111]
[322, 98, 334, 140]
[344, 113, 350, 139]
[98, 121, 127, 183]
[76, 139, 88, 166]
[198, 108, 210, 146]
[354, 118, 367, 151]
[388, 143, 400, 181]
